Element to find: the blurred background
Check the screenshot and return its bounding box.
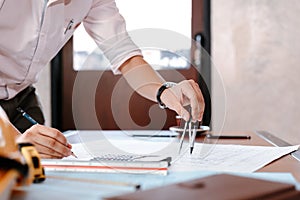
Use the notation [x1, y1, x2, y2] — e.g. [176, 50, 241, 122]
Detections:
[35, 0, 300, 144]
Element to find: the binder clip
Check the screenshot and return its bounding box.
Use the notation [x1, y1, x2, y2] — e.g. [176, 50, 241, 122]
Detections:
[0, 107, 45, 199]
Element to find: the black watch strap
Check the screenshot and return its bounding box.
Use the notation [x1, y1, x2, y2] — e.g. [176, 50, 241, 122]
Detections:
[156, 82, 177, 109]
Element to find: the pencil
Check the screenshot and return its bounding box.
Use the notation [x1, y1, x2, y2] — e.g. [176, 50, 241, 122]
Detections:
[17, 107, 38, 125]
[206, 134, 251, 139]
[16, 107, 78, 158]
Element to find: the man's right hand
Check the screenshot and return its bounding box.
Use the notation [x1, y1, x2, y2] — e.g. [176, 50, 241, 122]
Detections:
[17, 124, 72, 159]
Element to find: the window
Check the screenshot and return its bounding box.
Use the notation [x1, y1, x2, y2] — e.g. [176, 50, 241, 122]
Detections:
[73, 0, 192, 71]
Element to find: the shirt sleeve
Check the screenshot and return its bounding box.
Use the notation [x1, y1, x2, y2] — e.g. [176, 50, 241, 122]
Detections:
[83, 0, 142, 74]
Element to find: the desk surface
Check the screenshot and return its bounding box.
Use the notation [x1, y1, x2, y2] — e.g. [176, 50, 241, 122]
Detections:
[202, 131, 300, 181]
[10, 130, 300, 200]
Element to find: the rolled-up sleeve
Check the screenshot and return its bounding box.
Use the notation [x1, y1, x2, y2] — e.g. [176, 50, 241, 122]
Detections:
[83, 0, 142, 74]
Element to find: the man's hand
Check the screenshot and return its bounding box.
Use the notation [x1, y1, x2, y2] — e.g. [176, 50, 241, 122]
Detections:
[160, 79, 205, 122]
[17, 125, 72, 159]
[120, 56, 205, 122]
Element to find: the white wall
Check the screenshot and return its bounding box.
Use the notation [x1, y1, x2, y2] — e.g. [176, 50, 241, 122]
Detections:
[212, 0, 300, 144]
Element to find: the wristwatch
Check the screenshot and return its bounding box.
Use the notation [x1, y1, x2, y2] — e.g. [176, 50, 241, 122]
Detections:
[156, 82, 177, 109]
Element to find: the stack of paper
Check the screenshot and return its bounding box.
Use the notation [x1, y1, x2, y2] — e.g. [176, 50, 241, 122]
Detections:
[41, 130, 299, 175]
[42, 156, 170, 175]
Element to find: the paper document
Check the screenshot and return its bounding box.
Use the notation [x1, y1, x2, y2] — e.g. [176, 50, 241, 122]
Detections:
[42, 141, 171, 175]
[63, 143, 169, 162]
[63, 130, 178, 156]
[171, 143, 299, 172]
[61, 130, 299, 173]
[42, 130, 173, 175]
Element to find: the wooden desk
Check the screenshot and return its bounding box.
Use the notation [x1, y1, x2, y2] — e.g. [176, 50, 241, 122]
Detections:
[7, 130, 300, 200]
[201, 131, 300, 182]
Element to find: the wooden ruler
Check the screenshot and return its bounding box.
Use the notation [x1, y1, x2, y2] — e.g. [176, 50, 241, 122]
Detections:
[255, 130, 300, 162]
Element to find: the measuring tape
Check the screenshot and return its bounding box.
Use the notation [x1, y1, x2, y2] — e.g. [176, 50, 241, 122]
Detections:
[18, 143, 46, 184]
[0, 109, 45, 198]
[0, 143, 45, 185]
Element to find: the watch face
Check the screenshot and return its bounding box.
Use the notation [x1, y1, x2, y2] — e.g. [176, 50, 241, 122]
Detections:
[164, 82, 177, 88]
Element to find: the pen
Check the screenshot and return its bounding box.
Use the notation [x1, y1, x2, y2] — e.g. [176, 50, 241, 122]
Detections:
[132, 134, 178, 138]
[16, 107, 78, 158]
[64, 19, 74, 34]
[206, 134, 251, 140]
[17, 107, 38, 125]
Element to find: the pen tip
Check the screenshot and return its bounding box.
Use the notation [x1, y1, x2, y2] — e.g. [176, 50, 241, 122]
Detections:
[135, 184, 141, 190]
[190, 147, 194, 154]
[71, 151, 78, 158]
